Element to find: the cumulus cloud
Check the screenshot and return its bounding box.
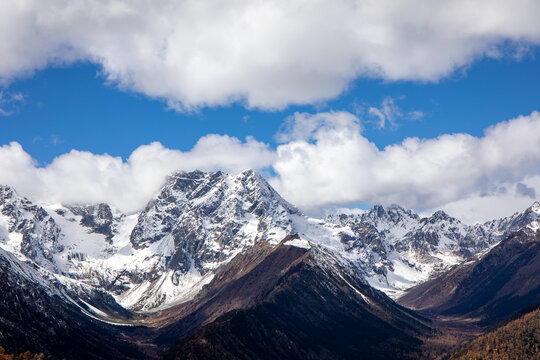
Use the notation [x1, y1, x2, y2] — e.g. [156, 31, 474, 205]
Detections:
[0, 1, 539, 109]
[0, 110, 539, 222]
[269, 111, 540, 218]
[0, 136, 274, 213]
[436, 176, 540, 223]
[275, 111, 362, 143]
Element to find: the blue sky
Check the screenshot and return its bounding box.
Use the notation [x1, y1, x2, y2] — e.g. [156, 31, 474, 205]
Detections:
[1, 1, 540, 222]
[3, 47, 539, 165]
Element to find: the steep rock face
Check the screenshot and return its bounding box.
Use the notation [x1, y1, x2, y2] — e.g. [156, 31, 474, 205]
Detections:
[111, 170, 299, 310]
[68, 203, 117, 242]
[399, 226, 540, 327]
[0, 186, 63, 271]
[130, 170, 298, 275]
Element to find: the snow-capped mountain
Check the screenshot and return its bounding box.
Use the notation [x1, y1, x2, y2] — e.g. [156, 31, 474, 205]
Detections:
[0, 170, 539, 315]
[0, 246, 146, 360]
[324, 202, 540, 296]
[0, 170, 300, 311]
[130, 170, 298, 271]
[399, 224, 540, 327]
[0, 185, 64, 272]
[119, 169, 299, 310]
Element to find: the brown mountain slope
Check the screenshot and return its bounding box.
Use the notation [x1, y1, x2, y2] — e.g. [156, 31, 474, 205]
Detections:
[449, 305, 540, 359]
[399, 228, 540, 327]
[146, 236, 312, 344]
[0, 250, 149, 360]
[160, 236, 430, 360]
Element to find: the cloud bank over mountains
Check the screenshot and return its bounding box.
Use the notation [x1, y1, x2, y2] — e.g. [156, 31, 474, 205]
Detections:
[1, 0, 540, 109]
[1, 111, 539, 223]
[0, 135, 275, 214]
[270, 110, 540, 222]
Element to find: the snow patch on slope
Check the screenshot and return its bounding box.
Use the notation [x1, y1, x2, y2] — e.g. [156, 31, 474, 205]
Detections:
[528, 220, 540, 232]
[284, 238, 311, 249]
[337, 273, 372, 305]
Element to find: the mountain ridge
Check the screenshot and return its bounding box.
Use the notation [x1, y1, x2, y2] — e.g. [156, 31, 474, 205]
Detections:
[1, 170, 539, 314]
[398, 225, 540, 327]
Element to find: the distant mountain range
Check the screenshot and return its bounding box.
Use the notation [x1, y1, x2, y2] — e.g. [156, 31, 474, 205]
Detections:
[0, 170, 539, 359]
[399, 224, 540, 327]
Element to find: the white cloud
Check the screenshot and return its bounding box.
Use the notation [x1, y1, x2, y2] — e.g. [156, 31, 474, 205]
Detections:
[275, 111, 362, 143]
[0, 110, 539, 222]
[0, 1, 539, 109]
[435, 176, 540, 223]
[269, 111, 540, 219]
[367, 96, 423, 129]
[516, 182, 536, 199]
[0, 90, 24, 116]
[369, 97, 401, 129]
[0, 136, 274, 213]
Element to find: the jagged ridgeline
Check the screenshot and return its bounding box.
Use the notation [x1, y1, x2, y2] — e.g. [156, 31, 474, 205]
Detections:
[0, 170, 539, 359]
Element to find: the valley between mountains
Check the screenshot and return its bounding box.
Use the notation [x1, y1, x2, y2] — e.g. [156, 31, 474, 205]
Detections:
[0, 169, 539, 359]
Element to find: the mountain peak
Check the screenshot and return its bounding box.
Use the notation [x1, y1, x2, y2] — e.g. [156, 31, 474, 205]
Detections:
[530, 201, 540, 213]
[125, 169, 299, 309]
[429, 210, 451, 221]
[367, 204, 418, 223]
[236, 168, 269, 186]
[239, 168, 257, 176]
[0, 185, 18, 203]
